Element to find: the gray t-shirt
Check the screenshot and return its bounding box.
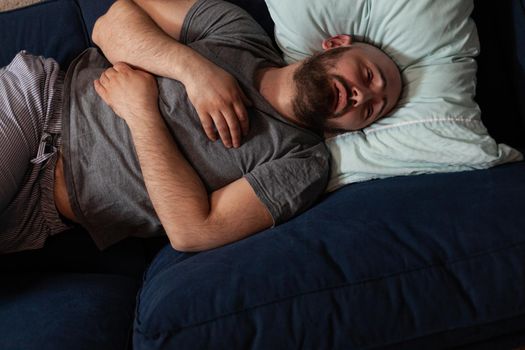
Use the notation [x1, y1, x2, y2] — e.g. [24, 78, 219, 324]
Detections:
[61, 0, 330, 250]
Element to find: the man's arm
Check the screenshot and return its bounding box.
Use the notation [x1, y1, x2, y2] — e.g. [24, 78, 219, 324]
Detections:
[94, 63, 273, 252]
[93, 0, 251, 148]
[92, 0, 196, 80]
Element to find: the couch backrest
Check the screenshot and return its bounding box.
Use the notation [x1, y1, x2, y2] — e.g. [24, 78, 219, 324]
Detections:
[472, 0, 525, 148]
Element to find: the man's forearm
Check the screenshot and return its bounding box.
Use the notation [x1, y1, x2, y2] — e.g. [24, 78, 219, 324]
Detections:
[124, 108, 273, 252]
[94, 0, 254, 149]
[92, 0, 203, 83]
[94, 63, 272, 252]
[125, 108, 214, 250]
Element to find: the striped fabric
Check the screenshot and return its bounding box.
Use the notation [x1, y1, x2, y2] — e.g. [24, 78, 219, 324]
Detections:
[0, 51, 70, 254]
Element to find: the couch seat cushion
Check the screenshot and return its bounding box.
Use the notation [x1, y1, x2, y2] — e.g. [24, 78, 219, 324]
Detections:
[134, 161, 525, 349]
[0, 273, 138, 350]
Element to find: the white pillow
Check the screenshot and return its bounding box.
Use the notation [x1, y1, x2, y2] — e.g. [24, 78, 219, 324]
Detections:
[264, 0, 523, 191]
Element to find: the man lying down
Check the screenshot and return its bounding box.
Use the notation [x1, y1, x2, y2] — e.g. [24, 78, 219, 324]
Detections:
[0, 0, 402, 254]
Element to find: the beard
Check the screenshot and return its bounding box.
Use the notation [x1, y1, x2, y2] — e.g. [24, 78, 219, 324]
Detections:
[292, 47, 349, 135]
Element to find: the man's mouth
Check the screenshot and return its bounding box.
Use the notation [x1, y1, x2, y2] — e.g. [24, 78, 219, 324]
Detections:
[333, 78, 348, 115]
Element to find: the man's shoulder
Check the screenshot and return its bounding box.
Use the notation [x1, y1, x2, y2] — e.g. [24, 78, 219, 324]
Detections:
[182, 0, 280, 57]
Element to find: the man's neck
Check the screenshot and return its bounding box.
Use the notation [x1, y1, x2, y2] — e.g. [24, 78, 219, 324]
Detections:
[256, 63, 301, 125]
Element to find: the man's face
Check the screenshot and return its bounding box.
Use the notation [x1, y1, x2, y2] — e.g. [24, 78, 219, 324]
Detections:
[292, 43, 402, 136]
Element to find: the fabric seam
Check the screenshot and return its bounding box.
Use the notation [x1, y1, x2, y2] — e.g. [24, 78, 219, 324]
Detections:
[136, 240, 525, 338]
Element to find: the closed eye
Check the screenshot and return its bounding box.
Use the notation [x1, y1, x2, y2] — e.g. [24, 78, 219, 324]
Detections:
[367, 68, 373, 84]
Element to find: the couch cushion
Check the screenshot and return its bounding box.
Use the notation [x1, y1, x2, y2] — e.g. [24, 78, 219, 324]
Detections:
[0, 229, 153, 279]
[134, 161, 525, 349]
[514, 0, 525, 129]
[0, 273, 138, 350]
[0, 0, 89, 69]
[75, 0, 115, 44]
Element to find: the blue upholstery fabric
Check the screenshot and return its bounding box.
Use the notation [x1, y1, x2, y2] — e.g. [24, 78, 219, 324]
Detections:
[1, 0, 524, 349]
[511, 0, 525, 129]
[0, 2, 144, 350]
[134, 161, 525, 350]
[0, 274, 138, 350]
[0, 0, 89, 69]
[75, 0, 115, 44]
[0, 229, 152, 279]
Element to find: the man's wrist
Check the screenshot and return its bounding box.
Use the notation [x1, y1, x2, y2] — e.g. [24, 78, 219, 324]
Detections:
[165, 47, 210, 85]
[123, 107, 162, 131]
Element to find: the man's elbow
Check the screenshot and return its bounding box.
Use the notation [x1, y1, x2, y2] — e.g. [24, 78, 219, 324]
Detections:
[91, 0, 126, 45]
[91, 16, 104, 45]
[167, 230, 207, 253]
[169, 238, 199, 253]
[92, 8, 112, 45]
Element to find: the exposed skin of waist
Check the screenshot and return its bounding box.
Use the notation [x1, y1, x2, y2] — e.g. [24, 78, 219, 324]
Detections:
[54, 153, 78, 223]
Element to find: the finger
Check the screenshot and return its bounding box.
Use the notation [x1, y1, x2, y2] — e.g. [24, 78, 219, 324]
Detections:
[222, 108, 242, 148]
[99, 70, 109, 85]
[237, 87, 251, 137]
[233, 100, 250, 138]
[94, 80, 108, 104]
[240, 88, 252, 107]
[198, 112, 218, 142]
[113, 62, 131, 72]
[212, 113, 233, 148]
[103, 67, 117, 79]
[100, 70, 117, 86]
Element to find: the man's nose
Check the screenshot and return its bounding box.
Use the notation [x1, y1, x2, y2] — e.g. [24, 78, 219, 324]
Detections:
[350, 86, 373, 107]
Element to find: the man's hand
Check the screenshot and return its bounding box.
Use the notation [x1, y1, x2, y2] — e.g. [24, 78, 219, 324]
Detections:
[94, 62, 159, 124]
[184, 58, 251, 149]
[93, 64, 272, 253]
[93, 0, 251, 148]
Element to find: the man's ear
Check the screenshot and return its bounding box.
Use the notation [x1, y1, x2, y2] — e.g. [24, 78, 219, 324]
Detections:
[322, 34, 353, 50]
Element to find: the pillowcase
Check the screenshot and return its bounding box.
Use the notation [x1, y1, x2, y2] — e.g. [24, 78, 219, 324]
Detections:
[264, 0, 523, 191]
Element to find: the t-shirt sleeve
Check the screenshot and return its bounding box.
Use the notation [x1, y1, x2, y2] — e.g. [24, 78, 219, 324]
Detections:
[244, 144, 330, 225]
[180, 0, 276, 52]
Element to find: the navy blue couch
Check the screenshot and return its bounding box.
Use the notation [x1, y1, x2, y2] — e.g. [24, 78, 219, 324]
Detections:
[1, 0, 524, 349]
